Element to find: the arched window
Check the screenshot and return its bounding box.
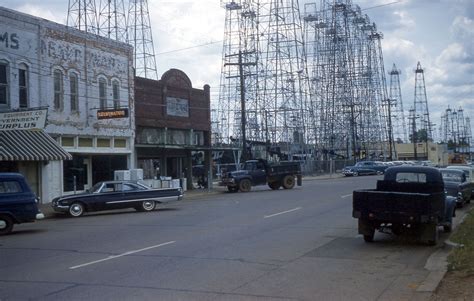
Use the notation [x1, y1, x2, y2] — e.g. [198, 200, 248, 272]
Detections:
[70, 73, 79, 112]
[53, 69, 64, 110]
[112, 80, 120, 109]
[19, 63, 29, 108]
[0, 61, 9, 106]
[99, 78, 107, 109]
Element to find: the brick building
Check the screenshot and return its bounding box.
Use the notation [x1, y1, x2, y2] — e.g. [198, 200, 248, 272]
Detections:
[135, 69, 211, 189]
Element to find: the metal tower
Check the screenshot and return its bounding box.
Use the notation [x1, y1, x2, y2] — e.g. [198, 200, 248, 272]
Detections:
[216, 0, 261, 160]
[388, 64, 408, 143]
[128, 0, 158, 79]
[413, 62, 432, 141]
[259, 0, 312, 156]
[303, 1, 389, 160]
[67, 0, 99, 34]
[440, 106, 471, 154]
[97, 0, 128, 42]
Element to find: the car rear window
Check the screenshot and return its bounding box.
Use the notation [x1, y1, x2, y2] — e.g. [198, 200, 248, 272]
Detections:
[0, 181, 22, 194]
[395, 172, 427, 183]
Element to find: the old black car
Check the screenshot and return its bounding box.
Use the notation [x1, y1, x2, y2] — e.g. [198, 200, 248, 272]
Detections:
[52, 181, 183, 217]
[439, 168, 471, 207]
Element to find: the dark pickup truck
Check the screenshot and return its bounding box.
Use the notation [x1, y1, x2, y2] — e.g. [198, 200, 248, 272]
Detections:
[0, 173, 44, 235]
[220, 159, 302, 192]
[352, 166, 456, 245]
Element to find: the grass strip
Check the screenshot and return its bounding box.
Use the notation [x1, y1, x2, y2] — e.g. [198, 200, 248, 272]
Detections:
[447, 208, 474, 275]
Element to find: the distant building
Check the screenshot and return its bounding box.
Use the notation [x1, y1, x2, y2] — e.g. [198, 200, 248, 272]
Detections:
[0, 7, 134, 202]
[395, 142, 448, 166]
[134, 70, 211, 189]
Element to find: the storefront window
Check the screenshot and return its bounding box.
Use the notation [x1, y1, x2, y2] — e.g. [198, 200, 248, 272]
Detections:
[63, 156, 86, 192]
[54, 69, 63, 110]
[70, 73, 79, 112]
[0, 61, 9, 106]
[19, 64, 28, 108]
[112, 80, 120, 109]
[99, 78, 107, 109]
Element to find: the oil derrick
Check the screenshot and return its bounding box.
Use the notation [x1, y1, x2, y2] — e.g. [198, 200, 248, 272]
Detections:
[366, 23, 391, 160]
[304, 1, 389, 160]
[216, 0, 261, 155]
[67, 0, 99, 34]
[440, 107, 471, 154]
[97, 0, 128, 42]
[413, 62, 432, 141]
[388, 64, 408, 143]
[258, 0, 312, 156]
[128, 0, 158, 79]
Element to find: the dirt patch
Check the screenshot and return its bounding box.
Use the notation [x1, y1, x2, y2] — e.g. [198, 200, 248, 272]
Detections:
[431, 271, 474, 300]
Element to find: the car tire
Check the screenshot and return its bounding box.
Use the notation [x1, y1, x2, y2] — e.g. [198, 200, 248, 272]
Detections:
[427, 225, 439, 246]
[239, 179, 251, 192]
[282, 175, 295, 189]
[69, 202, 85, 217]
[353, 172, 359, 177]
[0, 215, 14, 235]
[443, 223, 452, 233]
[137, 200, 155, 212]
[363, 232, 374, 243]
[227, 186, 238, 193]
[268, 181, 281, 190]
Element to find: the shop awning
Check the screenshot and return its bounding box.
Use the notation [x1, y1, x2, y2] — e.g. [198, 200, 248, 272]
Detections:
[0, 130, 72, 161]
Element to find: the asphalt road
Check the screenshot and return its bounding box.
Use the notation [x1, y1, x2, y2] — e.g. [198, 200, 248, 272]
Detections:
[0, 176, 463, 300]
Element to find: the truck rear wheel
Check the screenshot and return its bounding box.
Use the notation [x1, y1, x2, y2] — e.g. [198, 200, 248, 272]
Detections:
[363, 232, 374, 242]
[268, 181, 280, 190]
[239, 179, 251, 192]
[227, 186, 238, 193]
[282, 175, 295, 189]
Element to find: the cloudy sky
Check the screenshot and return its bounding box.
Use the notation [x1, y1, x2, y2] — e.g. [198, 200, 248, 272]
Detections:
[3, 0, 473, 142]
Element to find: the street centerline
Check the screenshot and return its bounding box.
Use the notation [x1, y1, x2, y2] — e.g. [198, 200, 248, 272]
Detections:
[341, 194, 352, 198]
[69, 241, 176, 270]
[264, 207, 302, 219]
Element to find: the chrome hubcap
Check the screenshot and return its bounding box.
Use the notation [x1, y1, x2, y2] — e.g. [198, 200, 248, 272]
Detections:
[143, 201, 154, 210]
[0, 220, 6, 229]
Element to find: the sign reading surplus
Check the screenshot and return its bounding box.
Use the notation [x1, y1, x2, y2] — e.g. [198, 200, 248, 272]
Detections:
[97, 108, 129, 120]
[166, 97, 189, 117]
[0, 109, 48, 130]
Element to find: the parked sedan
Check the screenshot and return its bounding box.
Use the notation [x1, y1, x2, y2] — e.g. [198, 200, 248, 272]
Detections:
[52, 181, 183, 217]
[439, 168, 471, 207]
[342, 166, 380, 177]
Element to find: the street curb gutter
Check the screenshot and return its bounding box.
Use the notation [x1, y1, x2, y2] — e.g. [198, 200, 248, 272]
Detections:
[416, 205, 473, 293]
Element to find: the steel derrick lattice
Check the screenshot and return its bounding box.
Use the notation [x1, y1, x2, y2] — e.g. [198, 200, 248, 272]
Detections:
[440, 107, 471, 154]
[389, 64, 408, 143]
[216, 0, 314, 156]
[304, 0, 390, 160]
[413, 62, 432, 141]
[67, 0, 100, 34]
[98, 0, 128, 43]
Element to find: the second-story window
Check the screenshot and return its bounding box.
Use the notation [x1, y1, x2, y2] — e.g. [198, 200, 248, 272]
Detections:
[70, 73, 79, 112]
[99, 78, 107, 109]
[112, 80, 120, 109]
[54, 69, 63, 110]
[19, 64, 28, 108]
[0, 62, 8, 106]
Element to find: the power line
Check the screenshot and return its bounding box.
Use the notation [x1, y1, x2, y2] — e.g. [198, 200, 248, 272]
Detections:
[155, 40, 222, 56]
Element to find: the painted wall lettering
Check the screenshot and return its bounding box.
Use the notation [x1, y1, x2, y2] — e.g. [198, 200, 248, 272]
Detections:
[0, 32, 19, 49]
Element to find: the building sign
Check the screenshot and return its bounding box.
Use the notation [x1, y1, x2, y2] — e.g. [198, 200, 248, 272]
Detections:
[166, 97, 189, 117]
[97, 108, 129, 120]
[0, 108, 48, 130]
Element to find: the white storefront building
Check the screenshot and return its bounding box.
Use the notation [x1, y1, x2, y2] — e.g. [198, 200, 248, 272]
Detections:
[0, 7, 135, 203]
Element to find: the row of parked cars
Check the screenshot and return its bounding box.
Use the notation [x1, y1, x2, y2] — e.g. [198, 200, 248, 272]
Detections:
[343, 160, 474, 208]
[0, 172, 184, 235]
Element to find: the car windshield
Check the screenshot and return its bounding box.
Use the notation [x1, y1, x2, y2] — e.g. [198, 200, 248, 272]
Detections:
[441, 172, 462, 183]
[89, 182, 104, 193]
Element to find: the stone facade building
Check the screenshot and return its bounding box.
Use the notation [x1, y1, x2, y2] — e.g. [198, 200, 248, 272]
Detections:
[0, 7, 135, 202]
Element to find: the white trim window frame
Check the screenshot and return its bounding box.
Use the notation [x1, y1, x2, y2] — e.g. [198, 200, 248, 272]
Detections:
[70, 72, 79, 112]
[53, 69, 64, 111]
[0, 61, 9, 107]
[18, 63, 29, 108]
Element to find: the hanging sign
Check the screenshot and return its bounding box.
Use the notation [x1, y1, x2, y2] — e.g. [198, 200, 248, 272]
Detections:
[97, 108, 129, 119]
[0, 108, 48, 130]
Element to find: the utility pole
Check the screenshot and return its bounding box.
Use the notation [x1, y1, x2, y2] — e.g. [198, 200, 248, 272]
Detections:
[383, 98, 395, 161]
[224, 50, 256, 162]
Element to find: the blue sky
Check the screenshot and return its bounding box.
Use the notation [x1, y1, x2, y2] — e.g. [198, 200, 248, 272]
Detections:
[2, 0, 473, 142]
